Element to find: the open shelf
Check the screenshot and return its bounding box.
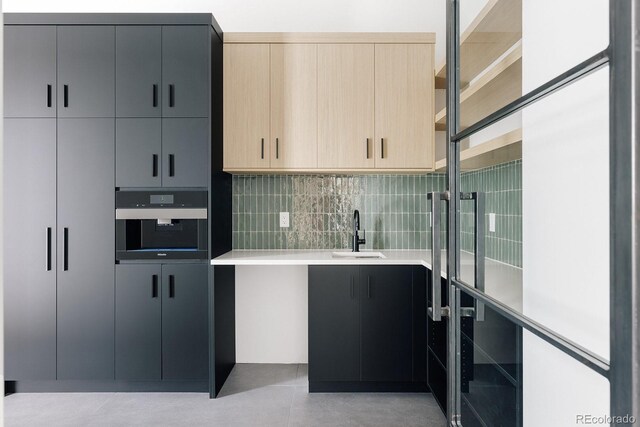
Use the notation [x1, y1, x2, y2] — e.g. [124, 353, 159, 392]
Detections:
[435, 0, 522, 86]
[435, 41, 522, 130]
[435, 128, 522, 172]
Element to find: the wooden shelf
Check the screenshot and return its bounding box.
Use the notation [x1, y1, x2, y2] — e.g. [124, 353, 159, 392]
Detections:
[435, 41, 522, 130]
[435, 128, 522, 171]
[435, 0, 521, 85]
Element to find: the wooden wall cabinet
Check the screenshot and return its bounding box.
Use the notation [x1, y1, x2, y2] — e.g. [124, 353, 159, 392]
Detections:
[223, 33, 435, 173]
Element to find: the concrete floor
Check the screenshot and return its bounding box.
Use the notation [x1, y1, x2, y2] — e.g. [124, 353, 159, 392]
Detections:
[4, 364, 446, 426]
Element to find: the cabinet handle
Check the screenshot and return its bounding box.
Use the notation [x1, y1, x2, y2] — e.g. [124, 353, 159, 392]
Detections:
[365, 138, 370, 159]
[47, 85, 52, 108]
[350, 276, 355, 299]
[45, 227, 52, 271]
[153, 84, 158, 108]
[380, 138, 384, 159]
[63, 227, 69, 271]
[168, 84, 175, 107]
[276, 138, 279, 159]
[152, 154, 158, 177]
[261, 138, 265, 159]
[367, 277, 371, 299]
[169, 275, 175, 298]
[152, 275, 159, 298]
[168, 154, 175, 177]
[63, 85, 69, 108]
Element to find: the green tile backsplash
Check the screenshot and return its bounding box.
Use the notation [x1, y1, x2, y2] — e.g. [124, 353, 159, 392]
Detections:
[232, 159, 522, 267]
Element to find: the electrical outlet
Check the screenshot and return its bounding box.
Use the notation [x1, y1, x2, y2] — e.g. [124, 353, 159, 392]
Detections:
[489, 213, 496, 233]
[279, 212, 290, 228]
[427, 212, 432, 228]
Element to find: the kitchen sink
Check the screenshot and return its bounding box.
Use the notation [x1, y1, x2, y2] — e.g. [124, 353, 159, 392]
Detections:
[331, 251, 386, 259]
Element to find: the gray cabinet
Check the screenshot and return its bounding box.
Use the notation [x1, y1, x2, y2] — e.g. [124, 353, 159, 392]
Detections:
[360, 266, 413, 382]
[116, 26, 162, 117]
[308, 266, 360, 382]
[3, 119, 57, 380]
[57, 118, 115, 380]
[115, 264, 162, 380]
[57, 26, 115, 117]
[116, 119, 162, 187]
[4, 26, 56, 117]
[162, 118, 209, 187]
[162, 264, 209, 380]
[162, 26, 209, 117]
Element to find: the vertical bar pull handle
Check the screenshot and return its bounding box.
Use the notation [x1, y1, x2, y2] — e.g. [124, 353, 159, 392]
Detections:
[152, 154, 158, 177]
[152, 84, 158, 107]
[169, 275, 175, 298]
[47, 85, 52, 108]
[168, 154, 175, 177]
[276, 138, 279, 159]
[261, 138, 265, 159]
[45, 227, 52, 271]
[473, 192, 486, 321]
[168, 84, 175, 107]
[63, 227, 69, 271]
[365, 138, 370, 159]
[152, 275, 159, 298]
[350, 276, 355, 299]
[428, 193, 443, 321]
[367, 277, 371, 299]
[63, 85, 69, 108]
[380, 138, 384, 159]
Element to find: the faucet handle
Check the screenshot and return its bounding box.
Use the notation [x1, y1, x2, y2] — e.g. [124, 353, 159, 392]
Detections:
[359, 229, 366, 245]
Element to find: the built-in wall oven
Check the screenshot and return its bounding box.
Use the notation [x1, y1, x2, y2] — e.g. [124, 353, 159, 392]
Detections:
[116, 191, 208, 260]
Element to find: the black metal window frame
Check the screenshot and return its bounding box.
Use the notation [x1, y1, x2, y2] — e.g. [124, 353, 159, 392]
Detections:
[443, 0, 639, 424]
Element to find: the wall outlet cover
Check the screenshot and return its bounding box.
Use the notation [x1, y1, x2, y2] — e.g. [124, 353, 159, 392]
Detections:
[489, 213, 496, 233]
[279, 212, 290, 228]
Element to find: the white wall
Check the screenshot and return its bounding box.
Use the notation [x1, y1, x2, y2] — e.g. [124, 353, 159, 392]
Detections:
[522, 0, 609, 425]
[1, 0, 5, 420]
[235, 266, 308, 363]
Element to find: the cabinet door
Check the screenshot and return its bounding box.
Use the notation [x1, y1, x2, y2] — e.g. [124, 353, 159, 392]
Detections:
[162, 118, 209, 187]
[116, 26, 162, 117]
[116, 119, 162, 188]
[57, 119, 115, 380]
[223, 44, 270, 170]
[162, 264, 208, 380]
[308, 266, 360, 382]
[270, 44, 318, 169]
[57, 26, 115, 117]
[4, 119, 57, 380]
[115, 264, 162, 380]
[360, 266, 413, 382]
[162, 26, 209, 117]
[4, 26, 56, 117]
[317, 44, 374, 169]
[375, 44, 434, 169]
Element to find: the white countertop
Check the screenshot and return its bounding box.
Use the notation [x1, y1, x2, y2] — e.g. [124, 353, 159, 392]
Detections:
[211, 249, 523, 312]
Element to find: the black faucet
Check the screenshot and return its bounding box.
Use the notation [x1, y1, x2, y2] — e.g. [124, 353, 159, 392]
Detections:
[352, 210, 366, 252]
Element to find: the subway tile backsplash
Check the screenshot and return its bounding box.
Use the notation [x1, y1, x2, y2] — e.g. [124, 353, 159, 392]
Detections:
[232, 160, 523, 267]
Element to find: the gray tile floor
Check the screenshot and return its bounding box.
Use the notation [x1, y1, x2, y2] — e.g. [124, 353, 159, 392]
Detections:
[4, 364, 446, 427]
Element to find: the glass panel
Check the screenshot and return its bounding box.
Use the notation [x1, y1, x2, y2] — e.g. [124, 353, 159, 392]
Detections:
[456, 66, 609, 361]
[458, 288, 610, 427]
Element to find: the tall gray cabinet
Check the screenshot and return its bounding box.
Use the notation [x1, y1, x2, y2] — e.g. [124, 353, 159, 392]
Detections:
[3, 14, 225, 393]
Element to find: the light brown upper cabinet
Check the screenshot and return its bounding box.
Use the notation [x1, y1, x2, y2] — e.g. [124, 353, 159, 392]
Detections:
[270, 44, 318, 169]
[223, 44, 270, 169]
[222, 33, 435, 173]
[375, 44, 434, 169]
[317, 44, 375, 169]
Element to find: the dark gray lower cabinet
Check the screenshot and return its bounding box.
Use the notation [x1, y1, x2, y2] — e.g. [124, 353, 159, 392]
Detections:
[4, 119, 57, 380]
[57, 118, 115, 380]
[308, 265, 426, 392]
[162, 264, 209, 380]
[360, 266, 413, 382]
[115, 264, 162, 380]
[115, 263, 208, 381]
[308, 266, 360, 382]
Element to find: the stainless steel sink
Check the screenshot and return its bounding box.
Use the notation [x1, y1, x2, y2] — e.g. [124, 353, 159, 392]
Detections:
[331, 251, 386, 259]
